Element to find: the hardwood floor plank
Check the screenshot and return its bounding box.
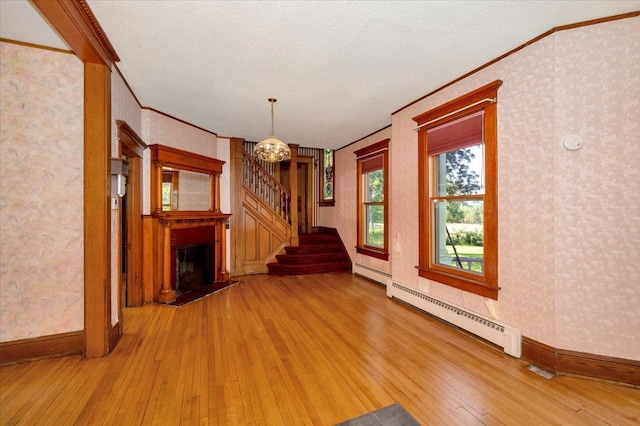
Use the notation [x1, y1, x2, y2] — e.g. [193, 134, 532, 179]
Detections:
[1, 273, 639, 425]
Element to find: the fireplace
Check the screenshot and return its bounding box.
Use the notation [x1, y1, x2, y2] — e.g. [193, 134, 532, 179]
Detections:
[170, 225, 217, 297]
[175, 242, 214, 296]
[150, 212, 230, 304]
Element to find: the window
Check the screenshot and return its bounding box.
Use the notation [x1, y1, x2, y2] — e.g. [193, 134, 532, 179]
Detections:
[355, 139, 389, 260]
[414, 81, 502, 299]
[319, 149, 335, 206]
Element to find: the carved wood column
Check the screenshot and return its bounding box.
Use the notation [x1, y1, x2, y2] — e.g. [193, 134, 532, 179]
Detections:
[158, 223, 176, 303]
[289, 144, 299, 247]
[218, 220, 230, 281]
[211, 174, 221, 212]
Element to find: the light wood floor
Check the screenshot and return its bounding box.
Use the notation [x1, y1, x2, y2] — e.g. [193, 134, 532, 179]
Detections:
[1, 273, 639, 425]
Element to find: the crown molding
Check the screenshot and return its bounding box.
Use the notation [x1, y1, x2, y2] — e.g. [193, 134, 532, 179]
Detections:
[31, 0, 120, 66]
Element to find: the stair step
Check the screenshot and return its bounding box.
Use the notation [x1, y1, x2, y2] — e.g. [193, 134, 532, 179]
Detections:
[298, 233, 340, 245]
[268, 229, 351, 277]
[267, 260, 351, 276]
[275, 252, 348, 265]
[285, 243, 344, 255]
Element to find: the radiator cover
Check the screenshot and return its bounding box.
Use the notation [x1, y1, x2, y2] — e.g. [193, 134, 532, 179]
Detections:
[388, 281, 522, 358]
[353, 263, 391, 285]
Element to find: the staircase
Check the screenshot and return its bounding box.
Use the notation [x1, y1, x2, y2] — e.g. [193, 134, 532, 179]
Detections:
[267, 230, 351, 276]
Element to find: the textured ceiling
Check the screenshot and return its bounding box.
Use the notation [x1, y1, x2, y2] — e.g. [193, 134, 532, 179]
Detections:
[2, 1, 639, 149]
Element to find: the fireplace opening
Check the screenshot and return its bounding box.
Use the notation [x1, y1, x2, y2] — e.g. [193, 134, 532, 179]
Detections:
[175, 242, 215, 296]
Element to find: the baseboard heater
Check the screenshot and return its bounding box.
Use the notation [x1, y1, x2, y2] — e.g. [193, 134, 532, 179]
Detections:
[353, 263, 391, 286]
[388, 282, 522, 358]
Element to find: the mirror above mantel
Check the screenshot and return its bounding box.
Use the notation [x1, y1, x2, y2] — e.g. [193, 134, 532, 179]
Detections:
[147, 144, 231, 304]
[150, 144, 224, 214]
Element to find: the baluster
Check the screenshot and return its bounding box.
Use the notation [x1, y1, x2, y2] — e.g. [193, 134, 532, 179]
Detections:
[270, 182, 274, 208]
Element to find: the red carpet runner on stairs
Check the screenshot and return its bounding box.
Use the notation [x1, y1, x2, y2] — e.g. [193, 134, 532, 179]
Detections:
[267, 231, 351, 276]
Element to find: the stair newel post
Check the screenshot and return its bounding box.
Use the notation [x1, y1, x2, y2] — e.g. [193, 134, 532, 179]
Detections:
[230, 138, 246, 277]
[289, 144, 299, 247]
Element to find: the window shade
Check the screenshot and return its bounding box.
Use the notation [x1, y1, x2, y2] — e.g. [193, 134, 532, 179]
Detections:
[427, 111, 483, 156]
[361, 155, 383, 174]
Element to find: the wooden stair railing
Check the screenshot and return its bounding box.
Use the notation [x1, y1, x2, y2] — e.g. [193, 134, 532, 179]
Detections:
[230, 140, 299, 276]
[242, 150, 291, 224]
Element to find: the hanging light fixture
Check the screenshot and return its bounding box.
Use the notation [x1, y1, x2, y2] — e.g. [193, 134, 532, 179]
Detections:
[253, 98, 291, 162]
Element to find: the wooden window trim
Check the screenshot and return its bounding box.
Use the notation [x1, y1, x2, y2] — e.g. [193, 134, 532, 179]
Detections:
[414, 81, 502, 299]
[355, 139, 390, 260]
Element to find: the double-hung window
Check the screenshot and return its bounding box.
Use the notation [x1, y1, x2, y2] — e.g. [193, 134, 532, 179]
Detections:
[414, 81, 501, 299]
[355, 139, 389, 260]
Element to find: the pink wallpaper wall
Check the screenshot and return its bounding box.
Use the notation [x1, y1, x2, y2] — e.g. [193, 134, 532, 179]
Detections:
[0, 42, 84, 341]
[324, 17, 639, 360]
[552, 19, 640, 357]
[317, 127, 392, 274]
[141, 109, 218, 214]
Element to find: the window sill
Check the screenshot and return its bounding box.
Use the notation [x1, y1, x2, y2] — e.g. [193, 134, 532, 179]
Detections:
[356, 246, 389, 260]
[417, 267, 498, 299]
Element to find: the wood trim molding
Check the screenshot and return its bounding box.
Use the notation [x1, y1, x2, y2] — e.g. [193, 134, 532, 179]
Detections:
[117, 120, 147, 157]
[412, 80, 503, 126]
[0, 37, 74, 54]
[522, 337, 640, 386]
[118, 125, 146, 308]
[30, 0, 119, 66]
[142, 107, 218, 136]
[0, 332, 83, 365]
[150, 144, 224, 175]
[353, 139, 390, 158]
[110, 322, 122, 352]
[337, 125, 392, 153]
[84, 62, 112, 358]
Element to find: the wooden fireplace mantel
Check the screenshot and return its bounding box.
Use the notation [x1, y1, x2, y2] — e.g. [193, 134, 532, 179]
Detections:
[152, 211, 231, 303]
[154, 211, 231, 224]
[144, 145, 231, 304]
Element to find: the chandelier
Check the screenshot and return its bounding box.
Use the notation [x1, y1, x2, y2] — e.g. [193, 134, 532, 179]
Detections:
[253, 98, 291, 162]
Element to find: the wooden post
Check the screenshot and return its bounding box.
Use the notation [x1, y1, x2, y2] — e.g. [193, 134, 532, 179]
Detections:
[289, 144, 299, 247]
[83, 62, 111, 358]
[230, 138, 245, 276]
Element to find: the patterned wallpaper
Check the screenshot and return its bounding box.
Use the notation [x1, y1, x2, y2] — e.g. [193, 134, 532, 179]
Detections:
[552, 18, 640, 356]
[325, 16, 639, 359]
[317, 127, 393, 274]
[0, 42, 84, 341]
[141, 109, 218, 214]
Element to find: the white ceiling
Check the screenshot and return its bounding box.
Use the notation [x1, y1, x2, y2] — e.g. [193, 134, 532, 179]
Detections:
[2, 1, 639, 149]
